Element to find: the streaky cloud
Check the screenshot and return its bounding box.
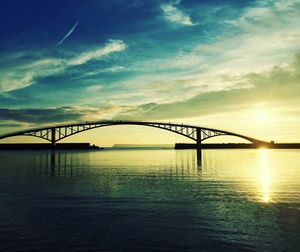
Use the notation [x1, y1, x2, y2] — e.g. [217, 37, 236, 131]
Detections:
[56, 21, 79, 46]
[0, 39, 127, 93]
[69, 39, 127, 66]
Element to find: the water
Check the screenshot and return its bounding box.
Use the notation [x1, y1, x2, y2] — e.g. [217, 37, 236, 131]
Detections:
[0, 149, 299, 251]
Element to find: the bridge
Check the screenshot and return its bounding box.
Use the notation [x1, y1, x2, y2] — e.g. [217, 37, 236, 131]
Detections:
[0, 120, 269, 148]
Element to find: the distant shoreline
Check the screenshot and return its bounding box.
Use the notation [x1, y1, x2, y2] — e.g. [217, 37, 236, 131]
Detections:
[1, 143, 300, 150]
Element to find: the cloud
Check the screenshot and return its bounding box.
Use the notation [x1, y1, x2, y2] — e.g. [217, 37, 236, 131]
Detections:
[161, 1, 194, 26]
[56, 21, 79, 46]
[0, 122, 26, 128]
[68, 39, 127, 66]
[0, 107, 83, 124]
[0, 104, 133, 125]
[86, 84, 103, 92]
[0, 39, 127, 92]
[0, 74, 34, 93]
[76, 0, 300, 110]
[5, 52, 299, 124]
[104, 65, 125, 72]
[2, 0, 300, 131]
[188, 0, 300, 76]
[119, 53, 300, 121]
[116, 0, 300, 105]
[1, 53, 300, 142]
[0, 58, 65, 92]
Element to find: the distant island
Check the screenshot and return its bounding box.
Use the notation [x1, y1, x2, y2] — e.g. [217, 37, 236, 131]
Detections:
[112, 144, 173, 149]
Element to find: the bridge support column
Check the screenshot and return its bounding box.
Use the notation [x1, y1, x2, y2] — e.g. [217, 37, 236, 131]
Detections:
[196, 128, 202, 147]
[196, 128, 202, 168]
[196, 148, 202, 169]
[51, 128, 56, 150]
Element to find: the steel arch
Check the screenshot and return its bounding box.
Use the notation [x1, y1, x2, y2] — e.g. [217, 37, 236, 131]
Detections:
[0, 120, 269, 146]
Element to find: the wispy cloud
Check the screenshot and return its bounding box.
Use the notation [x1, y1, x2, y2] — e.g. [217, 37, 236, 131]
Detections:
[2, 54, 300, 141]
[105, 65, 125, 72]
[69, 39, 127, 66]
[56, 21, 79, 46]
[193, 0, 300, 74]
[6, 51, 299, 124]
[117, 0, 300, 106]
[161, 1, 194, 26]
[0, 39, 127, 92]
[82, 65, 125, 78]
[122, 53, 300, 120]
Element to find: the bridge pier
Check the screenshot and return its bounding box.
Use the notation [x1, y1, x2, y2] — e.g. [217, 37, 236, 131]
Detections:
[196, 128, 202, 168]
[196, 148, 202, 168]
[51, 128, 56, 150]
[196, 128, 202, 147]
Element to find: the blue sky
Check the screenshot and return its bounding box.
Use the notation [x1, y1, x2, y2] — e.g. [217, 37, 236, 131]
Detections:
[1, 0, 300, 143]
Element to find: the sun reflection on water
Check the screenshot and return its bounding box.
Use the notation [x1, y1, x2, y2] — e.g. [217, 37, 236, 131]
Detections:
[258, 149, 271, 203]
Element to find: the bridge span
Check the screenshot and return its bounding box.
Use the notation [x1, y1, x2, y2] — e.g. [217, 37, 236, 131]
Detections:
[0, 120, 269, 148]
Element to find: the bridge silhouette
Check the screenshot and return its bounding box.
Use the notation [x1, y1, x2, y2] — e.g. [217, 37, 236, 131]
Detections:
[0, 120, 269, 148]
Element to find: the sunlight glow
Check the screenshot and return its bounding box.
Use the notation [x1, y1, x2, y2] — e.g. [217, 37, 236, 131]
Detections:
[255, 110, 270, 124]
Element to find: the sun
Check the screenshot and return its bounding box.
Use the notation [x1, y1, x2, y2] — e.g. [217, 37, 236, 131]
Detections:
[255, 110, 270, 124]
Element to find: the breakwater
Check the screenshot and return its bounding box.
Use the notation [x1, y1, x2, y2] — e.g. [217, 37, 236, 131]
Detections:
[0, 143, 101, 150]
[175, 143, 300, 149]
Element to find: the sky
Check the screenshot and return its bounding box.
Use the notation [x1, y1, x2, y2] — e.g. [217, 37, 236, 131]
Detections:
[0, 0, 300, 146]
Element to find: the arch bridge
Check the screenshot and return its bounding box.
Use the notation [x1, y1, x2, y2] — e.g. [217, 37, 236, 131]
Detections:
[0, 120, 269, 147]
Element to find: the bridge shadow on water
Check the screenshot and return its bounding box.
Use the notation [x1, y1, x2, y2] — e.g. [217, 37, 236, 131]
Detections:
[47, 150, 92, 177]
[41, 149, 204, 178]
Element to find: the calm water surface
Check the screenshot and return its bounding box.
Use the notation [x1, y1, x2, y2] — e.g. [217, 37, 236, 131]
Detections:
[0, 149, 299, 251]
